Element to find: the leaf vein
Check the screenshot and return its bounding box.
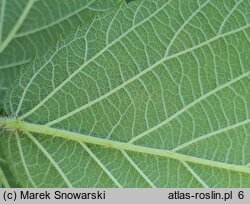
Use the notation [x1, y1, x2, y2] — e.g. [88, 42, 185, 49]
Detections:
[25, 131, 73, 187]
[18, 0, 172, 120]
[0, 0, 36, 54]
[121, 150, 156, 188]
[180, 161, 209, 188]
[129, 69, 250, 144]
[15, 0, 96, 38]
[1, 118, 249, 175]
[45, 24, 250, 126]
[79, 142, 123, 187]
[15, 132, 36, 187]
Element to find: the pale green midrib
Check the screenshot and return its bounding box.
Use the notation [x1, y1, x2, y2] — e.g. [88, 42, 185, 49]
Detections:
[15, 0, 96, 38]
[0, 165, 10, 188]
[1, 117, 250, 174]
[0, 0, 36, 54]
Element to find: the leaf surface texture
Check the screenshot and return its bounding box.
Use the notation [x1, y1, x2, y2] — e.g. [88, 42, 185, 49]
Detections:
[0, 0, 120, 108]
[1, 0, 250, 187]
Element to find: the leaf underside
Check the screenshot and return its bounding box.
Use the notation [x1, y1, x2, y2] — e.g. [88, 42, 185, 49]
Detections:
[1, 0, 250, 187]
[0, 149, 20, 188]
[0, 0, 121, 109]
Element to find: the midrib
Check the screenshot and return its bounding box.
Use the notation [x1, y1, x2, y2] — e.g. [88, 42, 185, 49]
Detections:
[1, 117, 250, 174]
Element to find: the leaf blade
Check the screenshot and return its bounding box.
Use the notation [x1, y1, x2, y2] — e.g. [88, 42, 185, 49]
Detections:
[0, 0, 121, 107]
[1, 0, 250, 187]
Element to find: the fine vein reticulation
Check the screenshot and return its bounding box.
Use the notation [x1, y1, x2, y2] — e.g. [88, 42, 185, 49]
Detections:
[0, 0, 121, 107]
[1, 0, 250, 187]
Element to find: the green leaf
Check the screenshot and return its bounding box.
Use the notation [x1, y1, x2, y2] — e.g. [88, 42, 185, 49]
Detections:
[1, 0, 250, 187]
[0, 141, 20, 188]
[0, 0, 121, 110]
[0, 155, 20, 188]
[0, 167, 10, 188]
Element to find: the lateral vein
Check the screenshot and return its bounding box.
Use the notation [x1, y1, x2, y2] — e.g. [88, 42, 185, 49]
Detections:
[79, 142, 123, 187]
[0, 165, 10, 188]
[25, 131, 73, 187]
[17, 0, 172, 120]
[121, 150, 156, 188]
[42, 24, 250, 126]
[129, 70, 250, 144]
[0, 0, 36, 54]
[15, 132, 36, 187]
[180, 161, 209, 188]
[172, 118, 250, 152]
[218, 0, 244, 34]
[15, 0, 96, 38]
